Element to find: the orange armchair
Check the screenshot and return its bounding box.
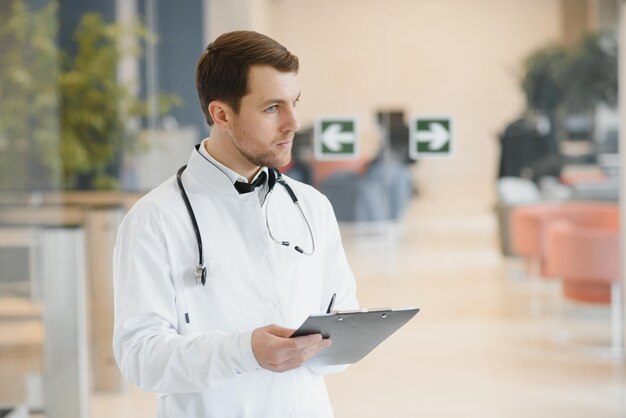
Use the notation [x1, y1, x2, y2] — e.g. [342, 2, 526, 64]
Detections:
[543, 220, 621, 356]
[510, 202, 618, 277]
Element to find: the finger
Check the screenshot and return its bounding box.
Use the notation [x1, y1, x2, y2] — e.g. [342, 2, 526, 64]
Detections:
[300, 339, 332, 361]
[265, 324, 297, 338]
[284, 338, 331, 364]
[276, 340, 333, 372]
[289, 333, 323, 350]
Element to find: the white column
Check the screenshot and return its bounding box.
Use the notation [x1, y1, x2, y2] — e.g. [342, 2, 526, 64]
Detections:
[116, 0, 141, 190]
[115, 0, 139, 96]
[41, 227, 89, 418]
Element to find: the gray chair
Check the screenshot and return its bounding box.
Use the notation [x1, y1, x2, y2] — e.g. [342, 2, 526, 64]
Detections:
[319, 159, 413, 223]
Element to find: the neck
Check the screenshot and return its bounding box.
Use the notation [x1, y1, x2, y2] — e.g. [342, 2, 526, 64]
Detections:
[204, 132, 260, 182]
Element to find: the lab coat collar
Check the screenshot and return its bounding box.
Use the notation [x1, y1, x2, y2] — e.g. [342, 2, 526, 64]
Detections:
[184, 144, 271, 197]
[184, 145, 241, 196]
[197, 138, 270, 187]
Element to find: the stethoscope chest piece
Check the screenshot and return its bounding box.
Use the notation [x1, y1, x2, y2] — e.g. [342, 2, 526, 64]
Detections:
[195, 265, 207, 286]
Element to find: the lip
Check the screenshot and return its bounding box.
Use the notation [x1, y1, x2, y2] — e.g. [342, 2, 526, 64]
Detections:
[277, 139, 293, 147]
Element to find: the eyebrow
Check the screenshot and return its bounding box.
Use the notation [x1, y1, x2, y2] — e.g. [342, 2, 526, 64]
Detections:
[261, 92, 301, 107]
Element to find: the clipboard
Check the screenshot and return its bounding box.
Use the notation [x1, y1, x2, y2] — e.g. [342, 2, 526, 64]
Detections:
[290, 307, 419, 366]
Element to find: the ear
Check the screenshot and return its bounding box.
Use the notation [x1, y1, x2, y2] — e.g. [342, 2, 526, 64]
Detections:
[208, 101, 232, 129]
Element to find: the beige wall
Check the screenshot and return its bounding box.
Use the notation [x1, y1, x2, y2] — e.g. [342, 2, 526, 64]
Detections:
[204, 0, 270, 44]
[561, 0, 590, 45]
[265, 0, 562, 195]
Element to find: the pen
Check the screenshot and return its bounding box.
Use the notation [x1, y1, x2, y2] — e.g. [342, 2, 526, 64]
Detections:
[326, 293, 336, 314]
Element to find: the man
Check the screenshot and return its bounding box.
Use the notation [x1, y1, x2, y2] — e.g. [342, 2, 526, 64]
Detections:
[112, 31, 358, 417]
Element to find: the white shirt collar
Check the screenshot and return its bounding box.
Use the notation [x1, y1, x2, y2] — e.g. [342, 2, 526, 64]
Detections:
[190, 138, 270, 205]
[197, 138, 269, 186]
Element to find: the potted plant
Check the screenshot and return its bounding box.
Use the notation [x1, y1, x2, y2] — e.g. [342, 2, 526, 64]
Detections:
[0, 0, 180, 191]
[521, 31, 618, 144]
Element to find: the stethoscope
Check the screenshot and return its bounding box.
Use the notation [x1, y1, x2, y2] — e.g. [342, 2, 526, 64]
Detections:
[176, 164, 316, 286]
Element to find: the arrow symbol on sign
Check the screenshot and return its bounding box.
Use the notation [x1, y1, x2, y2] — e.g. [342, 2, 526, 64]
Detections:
[415, 122, 450, 150]
[321, 123, 354, 151]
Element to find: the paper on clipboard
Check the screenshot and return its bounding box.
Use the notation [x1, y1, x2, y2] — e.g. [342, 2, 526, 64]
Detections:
[290, 307, 419, 366]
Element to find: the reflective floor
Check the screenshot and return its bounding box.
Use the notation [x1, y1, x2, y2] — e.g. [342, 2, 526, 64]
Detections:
[326, 186, 625, 418]
[2, 183, 625, 417]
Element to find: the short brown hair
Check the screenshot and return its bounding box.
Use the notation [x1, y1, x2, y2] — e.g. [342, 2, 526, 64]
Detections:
[196, 31, 299, 126]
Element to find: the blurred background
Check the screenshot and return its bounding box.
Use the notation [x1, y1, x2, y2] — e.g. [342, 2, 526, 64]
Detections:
[0, 0, 624, 417]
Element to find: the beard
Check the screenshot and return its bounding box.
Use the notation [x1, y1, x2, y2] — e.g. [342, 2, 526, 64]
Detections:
[231, 124, 293, 169]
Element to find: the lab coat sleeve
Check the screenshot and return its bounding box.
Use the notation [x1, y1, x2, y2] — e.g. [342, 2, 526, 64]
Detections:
[112, 204, 260, 393]
[310, 196, 359, 375]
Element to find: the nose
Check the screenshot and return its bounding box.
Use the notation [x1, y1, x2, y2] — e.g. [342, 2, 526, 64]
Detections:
[282, 106, 300, 133]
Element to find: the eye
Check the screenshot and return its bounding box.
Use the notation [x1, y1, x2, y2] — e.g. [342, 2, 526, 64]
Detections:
[265, 105, 278, 113]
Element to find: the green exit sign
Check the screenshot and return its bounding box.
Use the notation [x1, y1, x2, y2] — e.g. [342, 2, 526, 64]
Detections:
[409, 116, 453, 159]
[314, 117, 359, 160]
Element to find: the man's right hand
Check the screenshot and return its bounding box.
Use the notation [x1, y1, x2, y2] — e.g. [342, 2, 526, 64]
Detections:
[251, 324, 332, 372]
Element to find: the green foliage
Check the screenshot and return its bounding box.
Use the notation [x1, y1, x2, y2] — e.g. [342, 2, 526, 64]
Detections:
[59, 13, 127, 189]
[560, 33, 618, 112]
[0, 0, 181, 191]
[0, 0, 60, 191]
[522, 32, 618, 115]
[521, 45, 568, 114]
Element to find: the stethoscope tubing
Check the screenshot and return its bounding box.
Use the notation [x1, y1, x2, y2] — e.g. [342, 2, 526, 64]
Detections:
[177, 165, 208, 285]
[176, 164, 315, 286]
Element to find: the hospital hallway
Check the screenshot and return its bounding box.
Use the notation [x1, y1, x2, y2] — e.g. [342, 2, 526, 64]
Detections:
[2, 184, 625, 417]
[89, 184, 625, 417]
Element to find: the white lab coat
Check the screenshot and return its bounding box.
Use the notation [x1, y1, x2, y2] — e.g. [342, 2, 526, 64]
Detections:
[112, 146, 359, 417]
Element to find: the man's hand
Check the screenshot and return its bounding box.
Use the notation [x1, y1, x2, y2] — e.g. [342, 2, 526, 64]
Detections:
[251, 324, 332, 372]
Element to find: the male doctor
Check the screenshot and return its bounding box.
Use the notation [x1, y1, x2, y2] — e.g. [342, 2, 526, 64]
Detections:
[112, 31, 358, 417]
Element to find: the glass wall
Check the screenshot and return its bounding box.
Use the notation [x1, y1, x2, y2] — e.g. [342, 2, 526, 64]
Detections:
[1, 1, 62, 416]
[0, 0, 622, 417]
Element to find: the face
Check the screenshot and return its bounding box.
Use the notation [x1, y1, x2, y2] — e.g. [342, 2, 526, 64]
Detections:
[227, 65, 301, 169]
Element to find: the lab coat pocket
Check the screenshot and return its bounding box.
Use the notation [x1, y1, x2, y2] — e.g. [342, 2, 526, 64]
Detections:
[173, 258, 244, 332]
[171, 263, 200, 333]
